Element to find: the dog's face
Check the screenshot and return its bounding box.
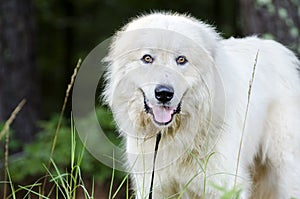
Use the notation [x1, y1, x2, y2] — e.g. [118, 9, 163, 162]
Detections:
[136, 51, 189, 126]
[104, 28, 216, 135]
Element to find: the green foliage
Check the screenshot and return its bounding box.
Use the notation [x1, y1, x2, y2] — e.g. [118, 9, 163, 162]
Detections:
[95, 106, 121, 146]
[255, 0, 300, 55]
[211, 183, 242, 199]
[6, 106, 124, 184]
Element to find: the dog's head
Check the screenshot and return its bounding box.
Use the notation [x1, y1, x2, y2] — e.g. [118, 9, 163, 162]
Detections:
[103, 13, 220, 136]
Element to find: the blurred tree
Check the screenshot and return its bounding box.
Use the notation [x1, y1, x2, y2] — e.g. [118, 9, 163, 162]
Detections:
[33, 0, 222, 114]
[0, 0, 40, 143]
[0, 0, 241, 144]
[240, 0, 300, 56]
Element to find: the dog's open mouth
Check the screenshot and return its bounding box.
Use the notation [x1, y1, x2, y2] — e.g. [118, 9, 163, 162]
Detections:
[143, 93, 181, 126]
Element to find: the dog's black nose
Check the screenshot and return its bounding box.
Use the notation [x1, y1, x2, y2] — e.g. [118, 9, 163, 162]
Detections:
[155, 85, 174, 103]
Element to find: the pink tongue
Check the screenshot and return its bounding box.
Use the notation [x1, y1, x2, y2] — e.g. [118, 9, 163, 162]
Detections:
[152, 106, 174, 124]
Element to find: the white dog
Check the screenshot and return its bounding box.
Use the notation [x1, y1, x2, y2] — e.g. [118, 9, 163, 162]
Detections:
[103, 12, 300, 199]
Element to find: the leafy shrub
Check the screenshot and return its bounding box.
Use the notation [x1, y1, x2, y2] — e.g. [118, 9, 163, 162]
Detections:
[5, 106, 124, 183]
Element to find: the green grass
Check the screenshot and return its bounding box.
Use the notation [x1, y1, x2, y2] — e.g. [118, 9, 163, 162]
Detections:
[0, 108, 131, 198]
[2, 116, 93, 199]
[0, 60, 125, 198]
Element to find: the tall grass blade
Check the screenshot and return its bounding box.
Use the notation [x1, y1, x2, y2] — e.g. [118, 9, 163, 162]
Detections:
[108, 151, 115, 199]
[6, 169, 16, 199]
[42, 59, 81, 195]
[234, 51, 259, 187]
[18, 185, 49, 199]
[43, 161, 67, 199]
[112, 173, 130, 198]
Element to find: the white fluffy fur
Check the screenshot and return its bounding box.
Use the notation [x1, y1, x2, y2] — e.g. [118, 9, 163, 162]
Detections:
[103, 12, 300, 198]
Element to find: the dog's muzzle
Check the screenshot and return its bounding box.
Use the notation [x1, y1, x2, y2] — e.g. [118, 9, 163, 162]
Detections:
[142, 85, 181, 126]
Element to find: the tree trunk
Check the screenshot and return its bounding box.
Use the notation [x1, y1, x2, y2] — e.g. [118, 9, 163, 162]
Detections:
[0, 0, 40, 143]
[240, 0, 300, 56]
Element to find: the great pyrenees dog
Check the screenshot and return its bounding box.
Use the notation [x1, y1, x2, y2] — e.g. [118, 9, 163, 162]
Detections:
[103, 12, 300, 198]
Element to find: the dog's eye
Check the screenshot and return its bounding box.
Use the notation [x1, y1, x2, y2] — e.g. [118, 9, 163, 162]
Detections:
[141, 54, 154, 64]
[176, 56, 188, 65]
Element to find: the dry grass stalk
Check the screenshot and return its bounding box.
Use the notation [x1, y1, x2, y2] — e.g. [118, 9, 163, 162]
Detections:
[0, 99, 26, 141]
[0, 99, 26, 199]
[234, 51, 259, 188]
[42, 58, 82, 196]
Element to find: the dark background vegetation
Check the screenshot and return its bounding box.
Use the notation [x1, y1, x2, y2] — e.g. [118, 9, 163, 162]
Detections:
[0, 0, 299, 198]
